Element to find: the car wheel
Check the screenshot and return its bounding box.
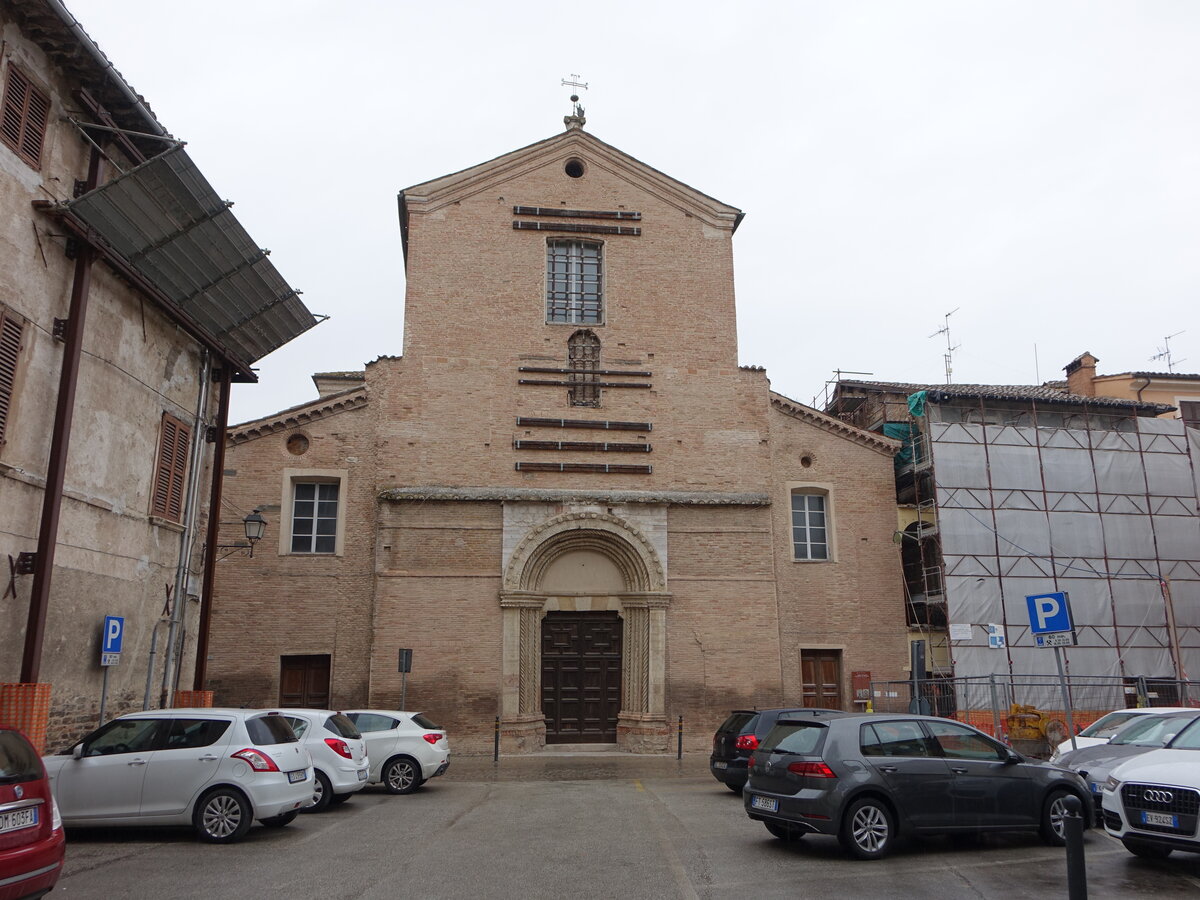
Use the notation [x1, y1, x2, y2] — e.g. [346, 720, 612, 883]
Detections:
[1039, 789, 1072, 846]
[765, 821, 805, 842]
[193, 787, 252, 843]
[1122, 838, 1173, 859]
[839, 797, 895, 860]
[260, 811, 298, 828]
[383, 757, 421, 794]
[301, 769, 333, 813]
[329, 792, 353, 806]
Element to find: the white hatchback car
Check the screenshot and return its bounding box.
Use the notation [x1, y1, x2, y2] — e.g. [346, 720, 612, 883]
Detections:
[42, 708, 311, 843]
[1050, 706, 1197, 762]
[344, 710, 450, 794]
[274, 710, 369, 812]
[1101, 715, 1200, 859]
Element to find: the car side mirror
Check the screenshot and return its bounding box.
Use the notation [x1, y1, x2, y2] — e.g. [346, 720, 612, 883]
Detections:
[72, 743, 84, 760]
[1003, 749, 1022, 764]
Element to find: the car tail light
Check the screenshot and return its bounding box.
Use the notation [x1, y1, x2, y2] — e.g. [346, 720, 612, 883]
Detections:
[422, 733, 443, 745]
[233, 748, 280, 772]
[786, 761, 837, 778]
[735, 734, 759, 751]
[747, 755, 756, 768]
[325, 738, 353, 759]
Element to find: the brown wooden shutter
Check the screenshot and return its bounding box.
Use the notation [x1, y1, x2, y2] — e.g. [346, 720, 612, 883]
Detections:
[0, 308, 25, 444]
[1, 66, 50, 169]
[151, 413, 191, 521]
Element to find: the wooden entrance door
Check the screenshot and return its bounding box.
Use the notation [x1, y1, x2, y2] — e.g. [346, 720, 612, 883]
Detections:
[542, 612, 622, 743]
[279, 654, 330, 708]
[801, 650, 842, 709]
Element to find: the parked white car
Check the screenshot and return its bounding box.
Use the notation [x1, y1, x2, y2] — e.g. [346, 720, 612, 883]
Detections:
[1050, 706, 1197, 762]
[344, 710, 450, 794]
[42, 709, 311, 843]
[274, 709, 368, 812]
[1101, 714, 1200, 858]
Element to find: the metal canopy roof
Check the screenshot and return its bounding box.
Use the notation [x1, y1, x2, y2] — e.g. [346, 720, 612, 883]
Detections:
[65, 144, 317, 368]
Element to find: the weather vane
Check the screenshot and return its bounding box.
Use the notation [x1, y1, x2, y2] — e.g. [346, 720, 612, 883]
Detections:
[562, 74, 588, 122]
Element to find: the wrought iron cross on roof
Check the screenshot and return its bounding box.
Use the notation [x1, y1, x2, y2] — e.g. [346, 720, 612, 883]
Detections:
[562, 75, 588, 118]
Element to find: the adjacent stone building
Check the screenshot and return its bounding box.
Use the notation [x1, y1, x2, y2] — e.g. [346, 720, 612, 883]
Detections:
[208, 115, 907, 752]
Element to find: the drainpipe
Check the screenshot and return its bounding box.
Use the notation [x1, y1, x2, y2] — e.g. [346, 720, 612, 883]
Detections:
[1132, 376, 1151, 406]
[20, 148, 101, 683]
[193, 369, 232, 691]
[158, 352, 212, 706]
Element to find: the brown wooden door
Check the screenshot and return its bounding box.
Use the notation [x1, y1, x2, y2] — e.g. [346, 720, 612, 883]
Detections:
[801, 650, 842, 709]
[279, 654, 330, 708]
[542, 612, 622, 743]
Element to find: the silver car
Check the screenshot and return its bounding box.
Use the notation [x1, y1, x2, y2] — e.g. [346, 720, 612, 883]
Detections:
[344, 710, 450, 794]
[43, 709, 312, 843]
[273, 709, 369, 812]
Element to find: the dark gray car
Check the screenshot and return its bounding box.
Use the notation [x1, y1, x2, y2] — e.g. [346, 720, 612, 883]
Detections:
[1058, 710, 1200, 824]
[743, 713, 1091, 859]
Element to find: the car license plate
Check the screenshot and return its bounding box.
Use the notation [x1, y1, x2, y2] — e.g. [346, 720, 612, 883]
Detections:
[287, 769, 306, 784]
[713, 761, 728, 770]
[1141, 811, 1178, 828]
[1089, 782, 1100, 794]
[0, 806, 38, 834]
[750, 795, 778, 813]
[357, 768, 368, 781]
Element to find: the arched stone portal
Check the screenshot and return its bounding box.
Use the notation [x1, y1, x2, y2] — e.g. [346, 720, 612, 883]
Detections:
[499, 512, 671, 752]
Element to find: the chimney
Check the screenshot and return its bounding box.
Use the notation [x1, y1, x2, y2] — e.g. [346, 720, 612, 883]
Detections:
[1064, 352, 1098, 397]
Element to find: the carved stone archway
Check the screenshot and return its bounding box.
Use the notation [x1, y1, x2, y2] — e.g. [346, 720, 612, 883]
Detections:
[499, 512, 671, 752]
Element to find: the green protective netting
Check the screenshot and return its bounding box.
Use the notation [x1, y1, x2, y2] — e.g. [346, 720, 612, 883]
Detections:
[884, 423, 919, 471]
[907, 390, 928, 417]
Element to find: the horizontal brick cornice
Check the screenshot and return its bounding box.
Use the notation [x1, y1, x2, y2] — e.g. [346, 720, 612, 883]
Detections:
[379, 486, 770, 506]
[770, 392, 900, 457]
[228, 388, 368, 444]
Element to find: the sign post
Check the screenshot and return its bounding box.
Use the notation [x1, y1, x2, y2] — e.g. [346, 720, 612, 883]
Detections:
[98, 615, 124, 725]
[1025, 592, 1078, 752]
[398, 648, 413, 711]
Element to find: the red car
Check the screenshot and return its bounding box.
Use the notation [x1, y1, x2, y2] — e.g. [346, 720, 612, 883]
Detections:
[0, 728, 65, 900]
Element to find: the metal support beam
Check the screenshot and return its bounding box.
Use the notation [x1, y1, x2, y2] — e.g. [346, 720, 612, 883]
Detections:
[193, 369, 232, 691]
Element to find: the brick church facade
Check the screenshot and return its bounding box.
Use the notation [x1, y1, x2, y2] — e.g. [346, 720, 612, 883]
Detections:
[206, 118, 909, 753]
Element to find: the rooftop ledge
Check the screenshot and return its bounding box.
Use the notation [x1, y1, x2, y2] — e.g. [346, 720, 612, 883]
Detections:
[378, 486, 771, 506]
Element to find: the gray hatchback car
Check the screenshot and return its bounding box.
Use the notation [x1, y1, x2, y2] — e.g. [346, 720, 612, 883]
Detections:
[743, 713, 1091, 859]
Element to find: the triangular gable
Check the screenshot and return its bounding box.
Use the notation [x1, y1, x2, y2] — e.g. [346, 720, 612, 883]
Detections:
[770, 392, 900, 457]
[228, 386, 368, 446]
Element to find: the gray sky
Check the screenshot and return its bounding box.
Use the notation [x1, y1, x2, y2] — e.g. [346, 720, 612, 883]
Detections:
[66, 0, 1200, 424]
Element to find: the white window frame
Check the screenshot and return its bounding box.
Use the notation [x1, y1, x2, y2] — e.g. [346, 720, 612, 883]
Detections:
[788, 483, 834, 562]
[280, 468, 347, 556]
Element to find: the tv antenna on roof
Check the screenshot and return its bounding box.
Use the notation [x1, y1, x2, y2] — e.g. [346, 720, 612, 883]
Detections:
[929, 308, 960, 385]
[1150, 331, 1186, 372]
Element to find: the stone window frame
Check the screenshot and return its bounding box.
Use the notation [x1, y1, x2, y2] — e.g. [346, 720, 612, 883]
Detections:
[787, 482, 835, 562]
[546, 239, 604, 326]
[279, 468, 348, 556]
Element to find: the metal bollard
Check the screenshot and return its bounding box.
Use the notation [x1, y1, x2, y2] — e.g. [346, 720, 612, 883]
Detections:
[677, 714, 683, 760]
[493, 716, 500, 764]
[1062, 794, 1087, 900]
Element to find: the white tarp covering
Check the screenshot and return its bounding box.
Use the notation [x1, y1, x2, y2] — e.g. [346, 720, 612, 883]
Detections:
[933, 418, 1200, 683]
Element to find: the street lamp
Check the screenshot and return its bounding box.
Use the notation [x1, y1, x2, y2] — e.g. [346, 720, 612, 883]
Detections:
[217, 509, 267, 558]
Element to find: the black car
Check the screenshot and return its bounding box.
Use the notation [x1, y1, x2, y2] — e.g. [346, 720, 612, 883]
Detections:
[743, 713, 1091, 859]
[710, 707, 849, 793]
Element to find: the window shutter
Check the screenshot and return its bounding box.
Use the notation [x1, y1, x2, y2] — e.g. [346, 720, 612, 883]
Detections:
[0, 309, 24, 444]
[152, 413, 191, 521]
[1, 66, 49, 168]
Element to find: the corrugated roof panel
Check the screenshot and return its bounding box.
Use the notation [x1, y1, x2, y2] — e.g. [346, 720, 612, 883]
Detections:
[65, 145, 317, 365]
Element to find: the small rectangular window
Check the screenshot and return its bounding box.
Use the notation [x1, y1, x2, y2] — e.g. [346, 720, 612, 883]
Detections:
[151, 413, 192, 522]
[0, 307, 26, 445]
[1180, 401, 1199, 430]
[791, 492, 828, 560]
[547, 240, 603, 324]
[291, 481, 340, 553]
[1, 65, 50, 169]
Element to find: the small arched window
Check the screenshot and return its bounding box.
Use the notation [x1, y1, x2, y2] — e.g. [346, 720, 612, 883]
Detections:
[567, 330, 601, 407]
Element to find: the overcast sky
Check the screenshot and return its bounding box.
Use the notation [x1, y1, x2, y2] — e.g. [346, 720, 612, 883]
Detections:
[66, 0, 1200, 424]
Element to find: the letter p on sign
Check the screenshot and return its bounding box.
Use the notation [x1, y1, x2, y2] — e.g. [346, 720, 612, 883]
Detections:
[1025, 592, 1071, 635]
[103, 615, 125, 654]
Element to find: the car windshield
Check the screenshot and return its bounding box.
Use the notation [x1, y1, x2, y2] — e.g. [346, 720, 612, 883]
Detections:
[760, 721, 827, 754]
[1111, 713, 1199, 746]
[1078, 711, 1141, 739]
[326, 714, 361, 739]
[245, 715, 298, 745]
[0, 731, 42, 784]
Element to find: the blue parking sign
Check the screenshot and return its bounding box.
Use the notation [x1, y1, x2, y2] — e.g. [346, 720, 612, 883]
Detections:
[102, 615, 125, 654]
[1025, 592, 1072, 635]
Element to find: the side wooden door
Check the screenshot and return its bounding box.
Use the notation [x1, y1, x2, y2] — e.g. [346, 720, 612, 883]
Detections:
[801, 650, 842, 709]
[279, 654, 330, 708]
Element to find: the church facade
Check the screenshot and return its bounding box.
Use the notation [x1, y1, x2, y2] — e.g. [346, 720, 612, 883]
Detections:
[206, 120, 909, 753]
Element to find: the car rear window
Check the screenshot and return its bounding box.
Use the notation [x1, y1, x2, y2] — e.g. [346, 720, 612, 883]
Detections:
[717, 712, 754, 735]
[326, 714, 362, 739]
[1078, 711, 1139, 739]
[246, 715, 298, 745]
[760, 721, 827, 754]
[411, 713, 440, 729]
[0, 731, 42, 784]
